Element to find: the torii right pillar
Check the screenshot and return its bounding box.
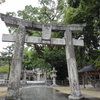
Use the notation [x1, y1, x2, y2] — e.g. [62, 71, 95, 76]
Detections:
[65, 30, 83, 100]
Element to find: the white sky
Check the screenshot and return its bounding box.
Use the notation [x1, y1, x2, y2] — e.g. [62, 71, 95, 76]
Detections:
[0, 0, 39, 51]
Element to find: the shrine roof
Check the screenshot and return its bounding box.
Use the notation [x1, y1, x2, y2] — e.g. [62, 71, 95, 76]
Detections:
[78, 65, 96, 73]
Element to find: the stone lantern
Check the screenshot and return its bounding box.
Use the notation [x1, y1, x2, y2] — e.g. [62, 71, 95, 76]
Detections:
[37, 70, 42, 81]
[51, 67, 57, 86]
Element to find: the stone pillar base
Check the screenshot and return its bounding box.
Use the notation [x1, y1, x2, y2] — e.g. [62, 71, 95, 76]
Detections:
[68, 95, 84, 100]
[21, 80, 27, 85]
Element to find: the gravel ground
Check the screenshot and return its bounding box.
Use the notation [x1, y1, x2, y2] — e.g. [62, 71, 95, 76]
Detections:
[0, 87, 7, 97]
[52, 85, 100, 98]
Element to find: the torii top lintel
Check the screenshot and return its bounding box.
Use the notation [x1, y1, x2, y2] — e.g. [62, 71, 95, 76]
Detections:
[0, 13, 86, 32]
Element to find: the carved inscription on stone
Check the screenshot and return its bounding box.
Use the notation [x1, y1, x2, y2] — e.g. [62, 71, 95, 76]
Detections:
[42, 24, 52, 40]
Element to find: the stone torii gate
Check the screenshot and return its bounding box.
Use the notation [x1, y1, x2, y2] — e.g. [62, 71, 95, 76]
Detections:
[0, 13, 86, 100]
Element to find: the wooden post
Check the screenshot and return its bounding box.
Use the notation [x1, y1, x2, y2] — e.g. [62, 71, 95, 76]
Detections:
[23, 70, 27, 84]
[82, 75, 86, 88]
[65, 30, 83, 100]
[6, 23, 26, 100]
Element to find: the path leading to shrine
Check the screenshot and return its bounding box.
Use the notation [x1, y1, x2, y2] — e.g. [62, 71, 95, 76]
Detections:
[0, 85, 100, 98]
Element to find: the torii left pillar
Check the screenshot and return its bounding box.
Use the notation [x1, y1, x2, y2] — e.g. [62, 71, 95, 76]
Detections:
[6, 22, 26, 100]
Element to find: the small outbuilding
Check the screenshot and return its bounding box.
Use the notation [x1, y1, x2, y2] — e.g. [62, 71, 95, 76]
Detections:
[78, 65, 100, 88]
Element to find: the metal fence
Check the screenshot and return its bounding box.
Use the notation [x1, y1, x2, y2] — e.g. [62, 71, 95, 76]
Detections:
[0, 79, 69, 86]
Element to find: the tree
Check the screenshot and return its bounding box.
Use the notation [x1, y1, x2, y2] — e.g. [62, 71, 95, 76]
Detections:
[63, 0, 100, 68]
[6, 0, 68, 80]
[0, 44, 14, 66]
[0, 0, 5, 4]
[0, 44, 14, 78]
[22, 47, 51, 71]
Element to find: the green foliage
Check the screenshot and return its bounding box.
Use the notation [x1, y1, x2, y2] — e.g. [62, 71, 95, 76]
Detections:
[43, 45, 68, 80]
[22, 47, 51, 70]
[0, 65, 9, 73]
[0, 44, 14, 67]
[63, 7, 76, 24]
[85, 50, 100, 68]
[16, 0, 67, 79]
[94, 56, 100, 68]
[64, 0, 100, 68]
[0, 0, 5, 4]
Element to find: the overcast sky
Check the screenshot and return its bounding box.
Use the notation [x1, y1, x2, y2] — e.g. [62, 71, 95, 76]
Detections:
[0, 0, 39, 51]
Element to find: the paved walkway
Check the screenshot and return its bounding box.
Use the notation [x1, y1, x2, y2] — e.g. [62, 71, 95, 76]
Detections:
[19, 85, 100, 100]
[0, 85, 100, 100]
